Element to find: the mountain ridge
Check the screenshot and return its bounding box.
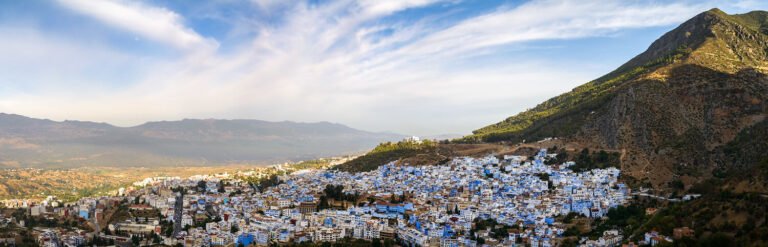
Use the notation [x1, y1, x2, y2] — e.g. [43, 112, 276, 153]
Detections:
[449, 9, 768, 241]
[0, 113, 404, 168]
[468, 8, 768, 192]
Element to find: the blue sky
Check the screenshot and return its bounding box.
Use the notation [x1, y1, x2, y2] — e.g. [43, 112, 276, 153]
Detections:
[0, 0, 766, 136]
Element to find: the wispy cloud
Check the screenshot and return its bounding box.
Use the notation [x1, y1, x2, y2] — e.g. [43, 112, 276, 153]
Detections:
[394, 0, 706, 60]
[358, 0, 448, 15]
[0, 0, 757, 135]
[55, 0, 218, 51]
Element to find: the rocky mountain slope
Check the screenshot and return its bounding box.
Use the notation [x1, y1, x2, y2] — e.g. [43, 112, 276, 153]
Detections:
[470, 8, 768, 191]
[0, 113, 402, 168]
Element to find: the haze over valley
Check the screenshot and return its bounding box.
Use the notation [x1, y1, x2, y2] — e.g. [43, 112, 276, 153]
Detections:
[0, 113, 402, 168]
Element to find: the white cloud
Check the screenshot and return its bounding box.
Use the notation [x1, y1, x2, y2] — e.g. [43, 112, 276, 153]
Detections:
[0, 0, 748, 135]
[55, 0, 217, 51]
[358, 0, 447, 15]
[384, 0, 708, 64]
[727, 0, 768, 11]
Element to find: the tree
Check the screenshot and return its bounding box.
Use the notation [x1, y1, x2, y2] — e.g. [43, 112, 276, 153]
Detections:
[218, 181, 227, 193]
[256, 175, 282, 192]
[389, 194, 399, 203]
[324, 184, 346, 201]
[596, 150, 609, 163]
[371, 238, 382, 247]
[383, 238, 394, 247]
[197, 181, 207, 191]
[492, 227, 509, 239]
[152, 232, 161, 244]
[670, 179, 685, 190]
[556, 152, 568, 162]
[318, 196, 330, 211]
[131, 235, 140, 247]
[94, 237, 104, 246]
[563, 226, 580, 236]
[700, 233, 735, 247]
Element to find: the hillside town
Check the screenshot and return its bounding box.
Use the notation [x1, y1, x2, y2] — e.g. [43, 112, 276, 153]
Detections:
[0, 148, 701, 247]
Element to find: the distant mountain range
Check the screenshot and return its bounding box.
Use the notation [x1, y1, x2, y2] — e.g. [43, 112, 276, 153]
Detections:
[0, 113, 404, 168]
[469, 8, 768, 193]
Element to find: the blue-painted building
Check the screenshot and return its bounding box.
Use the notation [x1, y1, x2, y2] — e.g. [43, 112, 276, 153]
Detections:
[78, 209, 89, 220]
[237, 234, 254, 246]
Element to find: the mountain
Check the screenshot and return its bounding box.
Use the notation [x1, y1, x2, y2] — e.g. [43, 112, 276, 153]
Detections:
[469, 8, 768, 192]
[464, 9, 768, 242]
[0, 113, 403, 168]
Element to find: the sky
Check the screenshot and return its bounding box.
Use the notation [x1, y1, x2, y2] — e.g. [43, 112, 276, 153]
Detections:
[0, 0, 766, 136]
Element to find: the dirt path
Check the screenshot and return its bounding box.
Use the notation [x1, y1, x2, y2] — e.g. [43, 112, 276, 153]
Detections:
[495, 141, 626, 160]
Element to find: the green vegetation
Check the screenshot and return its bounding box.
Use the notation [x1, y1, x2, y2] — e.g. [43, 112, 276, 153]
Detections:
[10, 208, 82, 230]
[470, 218, 518, 242]
[245, 174, 283, 193]
[317, 184, 361, 211]
[92, 236, 116, 246]
[723, 9, 768, 34]
[631, 191, 768, 246]
[234, 158, 339, 192]
[334, 140, 438, 172]
[465, 45, 691, 143]
[368, 139, 437, 154]
[569, 149, 621, 172]
[322, 184, 360, 202]
[721, 119, 768, 179]
[543, 146, 569, 165]
[0, 168, 132, 202]
[576, 178, 768, 245]
[290, 159, 332, 170]
[588, 205, 648, 239]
